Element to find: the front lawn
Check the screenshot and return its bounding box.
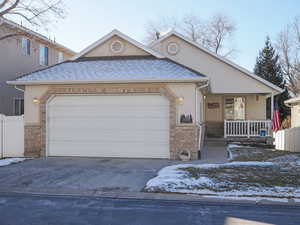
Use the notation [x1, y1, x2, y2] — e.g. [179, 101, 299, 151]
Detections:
[144, 146, 300, 198]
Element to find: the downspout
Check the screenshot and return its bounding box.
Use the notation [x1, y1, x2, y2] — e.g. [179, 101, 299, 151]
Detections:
[195, 80, 209, 152]
[195, 80, 209, 123]
[14, 85, 25, 93]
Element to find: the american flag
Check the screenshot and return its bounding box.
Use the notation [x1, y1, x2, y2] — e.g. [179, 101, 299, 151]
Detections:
[272, 100, 281, 132]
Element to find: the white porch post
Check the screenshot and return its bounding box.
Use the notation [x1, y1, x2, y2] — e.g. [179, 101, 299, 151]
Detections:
[271, 92, 274, 120]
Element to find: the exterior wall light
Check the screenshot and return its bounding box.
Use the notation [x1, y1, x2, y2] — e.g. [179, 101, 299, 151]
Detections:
[33, 98, 40, 104]
[177, 97, 184, 102]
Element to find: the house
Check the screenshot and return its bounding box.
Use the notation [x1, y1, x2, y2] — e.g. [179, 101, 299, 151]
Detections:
[0, 18, 76, 116]
[285, 96, 300, 128]
[7, 29, 283, 160]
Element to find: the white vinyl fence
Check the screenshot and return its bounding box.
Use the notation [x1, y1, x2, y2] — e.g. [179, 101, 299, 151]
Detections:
[274, 127, 300, 152]
[0, 114, 24, 158]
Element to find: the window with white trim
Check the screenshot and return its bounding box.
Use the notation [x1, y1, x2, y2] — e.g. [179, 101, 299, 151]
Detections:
[13, 98, 24, 115]
[224, 97, 245, 120]
[21, 37, 31, 56]
[58, 51, 64, 63]
[39, 45, 49, 66]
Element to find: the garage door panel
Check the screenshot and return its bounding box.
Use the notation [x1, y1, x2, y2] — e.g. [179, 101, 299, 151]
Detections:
[48, 106, 169, 118]
[48, 95, 170, 158]
[49, 130, 169, 142]
[49, 142, 169, 158]
[49, 118, 168, 130]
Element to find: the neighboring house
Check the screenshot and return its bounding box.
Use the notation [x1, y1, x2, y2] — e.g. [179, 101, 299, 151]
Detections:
[285, 96, 300, 128]
[8, 29, 283, 160]
[0, 18, 76, 116]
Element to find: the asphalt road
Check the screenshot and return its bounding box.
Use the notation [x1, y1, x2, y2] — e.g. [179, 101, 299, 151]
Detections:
[0, 194, 299, 225]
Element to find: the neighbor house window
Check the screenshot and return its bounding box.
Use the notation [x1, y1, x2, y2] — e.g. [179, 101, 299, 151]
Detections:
[39, 45, 49, 66]
[13, 98, 24, 115]
[58, 51, 64, 63]
[224, 97, 245, 120]
[21, 37, 31, 56]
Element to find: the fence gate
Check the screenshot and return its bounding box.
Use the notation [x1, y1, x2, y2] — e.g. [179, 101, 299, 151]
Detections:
[0, 114, 24, 158]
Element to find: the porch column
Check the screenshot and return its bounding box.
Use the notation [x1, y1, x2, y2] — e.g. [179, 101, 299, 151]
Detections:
[271, 92, 274, 120]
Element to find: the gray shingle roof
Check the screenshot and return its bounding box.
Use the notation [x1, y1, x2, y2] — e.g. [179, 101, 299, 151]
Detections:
[15, 56, 206, 82]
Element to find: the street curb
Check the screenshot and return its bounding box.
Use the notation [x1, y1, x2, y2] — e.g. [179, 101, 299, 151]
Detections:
[0, 187, 299, 207]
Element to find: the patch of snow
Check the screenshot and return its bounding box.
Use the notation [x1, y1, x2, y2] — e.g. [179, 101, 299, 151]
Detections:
[145, 162, 300, 198]
[201, 195, 290, 203]
[228, 144, 243, 148]
[0, 158, 27, 167]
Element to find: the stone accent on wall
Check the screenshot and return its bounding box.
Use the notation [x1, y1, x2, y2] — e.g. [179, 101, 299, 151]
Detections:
[24, 125, 41, 157]
[172, 125, 199, 160]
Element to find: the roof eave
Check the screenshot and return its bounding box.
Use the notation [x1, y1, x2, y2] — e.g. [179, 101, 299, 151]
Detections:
[285, 97, 300, 106]
[7, 78, 208, 86]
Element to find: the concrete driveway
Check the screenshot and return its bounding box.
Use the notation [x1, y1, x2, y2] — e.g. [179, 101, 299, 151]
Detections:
[0, 157, 179, 193]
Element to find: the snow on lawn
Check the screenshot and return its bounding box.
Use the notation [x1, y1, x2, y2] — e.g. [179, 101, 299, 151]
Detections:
[0, 158, 27, 167]
[144, 161, 300, 198]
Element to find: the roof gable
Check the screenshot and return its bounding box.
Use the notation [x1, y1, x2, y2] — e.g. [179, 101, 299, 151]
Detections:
[150, 30, 283, 94]
[72, 30, 164, 60]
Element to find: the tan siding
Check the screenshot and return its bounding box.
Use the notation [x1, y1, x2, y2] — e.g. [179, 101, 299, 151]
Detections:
[152, 35, 275, 94]
[84, 35, 150, 57]
[291, 105, 300, 128]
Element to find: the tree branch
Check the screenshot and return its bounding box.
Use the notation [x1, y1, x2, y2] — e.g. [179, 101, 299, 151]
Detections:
[0, 0, 9, 9]
[0, 0, 20, 17]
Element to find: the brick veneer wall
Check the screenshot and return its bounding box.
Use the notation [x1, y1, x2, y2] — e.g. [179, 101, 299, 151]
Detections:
[24, 85, 200, 160]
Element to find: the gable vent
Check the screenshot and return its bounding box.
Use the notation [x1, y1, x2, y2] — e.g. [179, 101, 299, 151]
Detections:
[110, 40, 124, 53]
[167, 42, 179, 55]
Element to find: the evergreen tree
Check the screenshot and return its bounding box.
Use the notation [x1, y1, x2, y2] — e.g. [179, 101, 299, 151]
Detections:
[254, 36, 290, 121]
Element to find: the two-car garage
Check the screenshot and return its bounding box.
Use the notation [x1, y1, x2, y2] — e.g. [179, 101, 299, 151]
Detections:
[46, 95, 170, 158]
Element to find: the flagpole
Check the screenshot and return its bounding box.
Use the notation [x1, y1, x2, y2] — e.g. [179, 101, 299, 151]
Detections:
[271, 92, 274, 120]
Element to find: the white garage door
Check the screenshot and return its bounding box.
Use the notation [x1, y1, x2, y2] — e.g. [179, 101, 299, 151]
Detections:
[47, 95, 170, 158]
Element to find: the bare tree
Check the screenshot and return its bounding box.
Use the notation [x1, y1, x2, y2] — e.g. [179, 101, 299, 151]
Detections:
[276, 16, 300, 95]
[144, 13, 236, 57]
[0, 0, 66, 41]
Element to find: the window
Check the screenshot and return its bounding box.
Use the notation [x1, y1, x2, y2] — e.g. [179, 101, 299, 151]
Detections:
[21, 37, 30, 56]
[39, 45, 49, 66]
[58, 51, 64, 63]
[13, 98, 24, 115]
[224, 97, 245, 120]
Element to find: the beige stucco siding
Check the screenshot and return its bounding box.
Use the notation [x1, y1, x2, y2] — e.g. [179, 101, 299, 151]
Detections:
[152, 35, 275, 94]
[205, 94, 266, 122]
[84, 35, 150, 57]
[167, 83, 197, 123]
[24, 85, 49, 124]
[24, 83, 198, 125]
[291, 104, 300, 128]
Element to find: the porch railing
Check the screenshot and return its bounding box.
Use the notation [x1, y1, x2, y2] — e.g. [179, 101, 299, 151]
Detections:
[224, 120, 272, 138]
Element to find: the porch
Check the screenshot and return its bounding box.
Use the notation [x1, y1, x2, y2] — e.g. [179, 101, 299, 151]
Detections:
[202, 94, 274, 140]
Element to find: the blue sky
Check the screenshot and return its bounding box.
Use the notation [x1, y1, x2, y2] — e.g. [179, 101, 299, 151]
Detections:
[46, 0, 299, 71]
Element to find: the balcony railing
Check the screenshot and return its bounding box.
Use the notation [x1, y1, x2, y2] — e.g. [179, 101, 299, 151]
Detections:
[224, 120, 272, 138]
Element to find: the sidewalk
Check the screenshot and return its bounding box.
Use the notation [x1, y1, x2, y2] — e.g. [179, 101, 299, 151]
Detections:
[0, 186, 299, 207]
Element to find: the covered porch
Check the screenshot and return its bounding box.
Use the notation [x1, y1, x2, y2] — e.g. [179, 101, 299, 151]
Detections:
[203, 93, 274, 139]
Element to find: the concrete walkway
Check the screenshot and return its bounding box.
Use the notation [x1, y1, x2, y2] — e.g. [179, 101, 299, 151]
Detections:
[200, 142, 228, 163]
